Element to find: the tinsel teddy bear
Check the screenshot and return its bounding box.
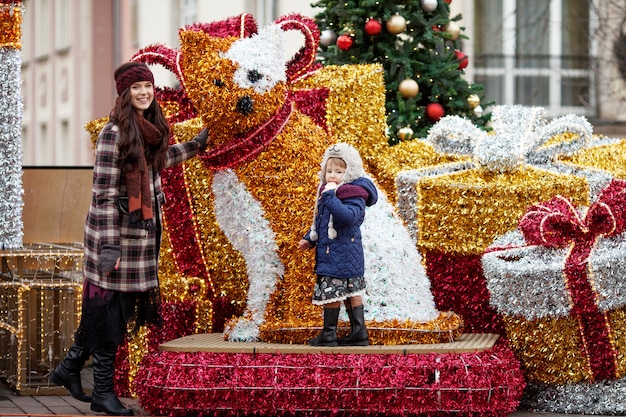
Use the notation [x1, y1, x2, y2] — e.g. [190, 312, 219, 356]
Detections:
[116, 13, 462, 344]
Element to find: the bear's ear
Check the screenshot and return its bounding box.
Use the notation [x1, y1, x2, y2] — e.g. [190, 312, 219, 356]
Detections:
[180, 29, 234, 58]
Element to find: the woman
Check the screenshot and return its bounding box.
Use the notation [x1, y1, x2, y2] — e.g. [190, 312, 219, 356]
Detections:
[50, 62, 209, 416]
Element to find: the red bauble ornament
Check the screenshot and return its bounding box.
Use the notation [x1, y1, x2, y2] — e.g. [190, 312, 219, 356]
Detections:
[445, 0, 452, 3]
[364, 18, 382, 36]
[337, 34, 353, 50]
[455, 50, 468, 69]
[426, 103, 445, 122]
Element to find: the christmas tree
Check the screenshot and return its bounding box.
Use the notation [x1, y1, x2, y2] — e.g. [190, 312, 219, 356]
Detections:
[312, 0, 491, 145]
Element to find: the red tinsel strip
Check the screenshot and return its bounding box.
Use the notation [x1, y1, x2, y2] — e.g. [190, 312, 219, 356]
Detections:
[425, 250, 504, 335]
[134, 339, 524, 416]
[114, 339, 131, 397]
[289, 88, 331, 133]
[518, 179, 626, 381]
[274, 14, 322, 82]
[160, 162, 211, 282]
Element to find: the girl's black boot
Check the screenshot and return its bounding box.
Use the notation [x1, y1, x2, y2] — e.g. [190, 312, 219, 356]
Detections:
[338, 305, 369, 346]
[307, 307, 340, 347]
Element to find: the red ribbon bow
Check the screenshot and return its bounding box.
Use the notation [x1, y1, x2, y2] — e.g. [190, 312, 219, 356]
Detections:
[517, 179, 626, 381]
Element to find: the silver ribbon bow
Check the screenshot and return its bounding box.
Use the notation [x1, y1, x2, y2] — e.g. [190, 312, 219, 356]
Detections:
[426, 105, 594, 172]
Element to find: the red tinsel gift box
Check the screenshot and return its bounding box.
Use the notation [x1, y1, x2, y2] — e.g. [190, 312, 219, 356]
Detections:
[482, 179, 626, 384]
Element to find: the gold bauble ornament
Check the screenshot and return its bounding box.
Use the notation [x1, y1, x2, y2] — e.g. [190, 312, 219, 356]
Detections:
[386, 14, 407, 35]
[467, 94, 480, 109]
[398, 126, 414, 141]
[445, 21, 461, 40]
[399, 79, 419, 98]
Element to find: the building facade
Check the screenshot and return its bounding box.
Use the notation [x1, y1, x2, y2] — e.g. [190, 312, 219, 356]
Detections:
[19, 0, 626, 166]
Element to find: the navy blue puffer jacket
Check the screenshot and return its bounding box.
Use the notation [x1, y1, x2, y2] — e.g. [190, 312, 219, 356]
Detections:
[304, 177, 378, 278]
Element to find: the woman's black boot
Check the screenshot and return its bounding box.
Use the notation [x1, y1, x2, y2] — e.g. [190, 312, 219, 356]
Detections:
[338, 305, 369, 346]
[307, 307, 340, 347]
[49, 344, 92, 402]
[90, 348, 133, 416]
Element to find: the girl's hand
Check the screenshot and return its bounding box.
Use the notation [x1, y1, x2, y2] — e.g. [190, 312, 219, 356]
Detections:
[298, 239, 311, 250]
[323, 182, 337, 192]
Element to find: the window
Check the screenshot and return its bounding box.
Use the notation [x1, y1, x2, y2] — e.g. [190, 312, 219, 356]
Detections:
[131, 0, 139, 47]
[473, 0, 594, 116]
[55, 0, 70, 51]
[34, 0, 51, 58]
[58, 119, 70, 164]
[39, 123, 49, 164]
[179, 0, 197, 27]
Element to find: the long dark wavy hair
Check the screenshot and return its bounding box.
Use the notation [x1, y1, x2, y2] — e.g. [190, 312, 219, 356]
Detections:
[109, 62, 170, 172]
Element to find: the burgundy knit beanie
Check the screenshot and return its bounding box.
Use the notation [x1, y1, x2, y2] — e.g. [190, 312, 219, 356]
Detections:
[115, 63, 155, 95]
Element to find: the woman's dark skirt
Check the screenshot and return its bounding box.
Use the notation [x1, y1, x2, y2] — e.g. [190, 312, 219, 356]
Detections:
[73, 280, 161, 351]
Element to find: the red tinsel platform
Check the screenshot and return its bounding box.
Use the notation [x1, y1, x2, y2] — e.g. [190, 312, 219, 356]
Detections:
[134, 338, 524, 416]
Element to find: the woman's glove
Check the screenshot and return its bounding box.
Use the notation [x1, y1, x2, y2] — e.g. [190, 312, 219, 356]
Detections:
[98, 244, 121, 274]
[194, 127, 209, 151]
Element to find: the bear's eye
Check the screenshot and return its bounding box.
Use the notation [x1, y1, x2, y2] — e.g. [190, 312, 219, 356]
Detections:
[247, 70, 263, 83]
[213, 79, 224, 87]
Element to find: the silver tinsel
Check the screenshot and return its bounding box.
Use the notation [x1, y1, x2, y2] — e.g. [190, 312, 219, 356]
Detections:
[522, 379, 626, 415]
[483, 228, 626, 319]
[0, 46, 24, 249]
[425, 104, 593, 173]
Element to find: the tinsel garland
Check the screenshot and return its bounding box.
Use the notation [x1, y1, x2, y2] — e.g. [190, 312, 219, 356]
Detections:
[522, 378, 626, 415]
[0, 3, 22, 48]
[0, 2, 24, 249]
[482, 179, 626, 384]
[134, 339, 525, 417]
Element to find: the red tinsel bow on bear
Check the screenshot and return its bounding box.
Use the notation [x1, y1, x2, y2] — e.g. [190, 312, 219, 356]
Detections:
[518, 179, 626, 381]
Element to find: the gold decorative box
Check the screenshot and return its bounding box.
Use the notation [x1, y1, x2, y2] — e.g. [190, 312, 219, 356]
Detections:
[0, 243, 83, 394]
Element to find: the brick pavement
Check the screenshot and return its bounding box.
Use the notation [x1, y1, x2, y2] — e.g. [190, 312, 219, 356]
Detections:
[0, 367, 144, 416]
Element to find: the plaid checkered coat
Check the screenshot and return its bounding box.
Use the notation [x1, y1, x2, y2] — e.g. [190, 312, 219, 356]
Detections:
[83, 122, 203, 292]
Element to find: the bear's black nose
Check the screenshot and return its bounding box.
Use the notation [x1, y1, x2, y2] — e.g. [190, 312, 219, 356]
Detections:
[236, 96, 254, 115]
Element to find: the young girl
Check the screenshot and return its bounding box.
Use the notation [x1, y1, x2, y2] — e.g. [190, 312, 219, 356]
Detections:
[50, 62, 209, 416]
[298, 143, 378, 346]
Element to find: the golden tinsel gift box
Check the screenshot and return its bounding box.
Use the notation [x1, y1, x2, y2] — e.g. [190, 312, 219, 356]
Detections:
[395, 105, 621, 334]
[482, 179, 626, 384]
[0, 244, 83, 394]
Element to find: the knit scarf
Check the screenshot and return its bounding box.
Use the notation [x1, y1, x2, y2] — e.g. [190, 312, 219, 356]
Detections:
[126, 116, 163, 230]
